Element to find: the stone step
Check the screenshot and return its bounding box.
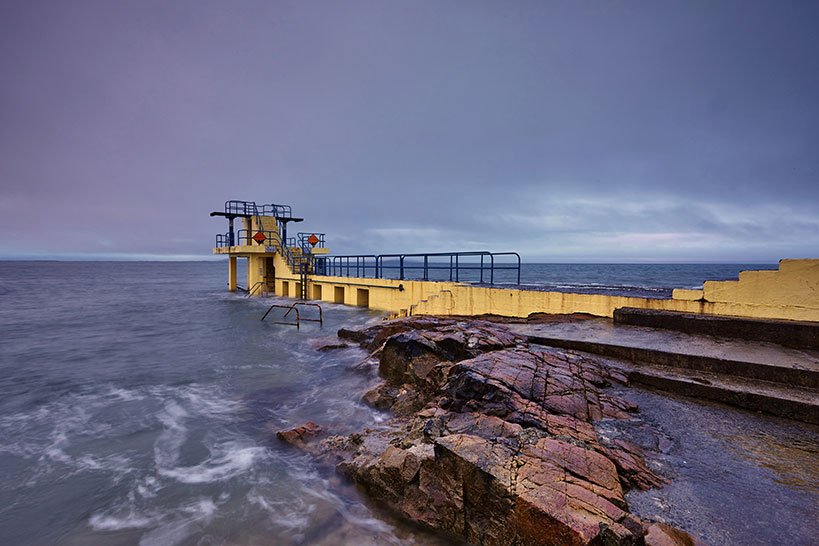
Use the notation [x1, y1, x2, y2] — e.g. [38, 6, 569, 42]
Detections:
[525, 334, 819, 389]
[509, 317, 819, 422]
[613, 307, 819, 350]
[613, 363, 819, 424]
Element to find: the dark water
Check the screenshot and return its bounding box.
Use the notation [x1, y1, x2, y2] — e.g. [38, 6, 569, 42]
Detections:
[0, 261, 805, 545]
[0, 261, 447, 546]
[330, 260, 777, 298]
[514, 262, 778, 298]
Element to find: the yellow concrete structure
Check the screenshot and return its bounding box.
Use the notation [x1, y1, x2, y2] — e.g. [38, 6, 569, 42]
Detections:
[213, 208, 819, 323]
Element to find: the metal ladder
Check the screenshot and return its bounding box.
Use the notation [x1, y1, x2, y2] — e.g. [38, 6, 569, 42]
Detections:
[298, 257, 309, 299]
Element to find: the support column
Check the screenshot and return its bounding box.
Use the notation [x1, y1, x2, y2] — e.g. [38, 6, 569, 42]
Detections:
[248, 255, 264, 296]
[228, 256, 237, 292]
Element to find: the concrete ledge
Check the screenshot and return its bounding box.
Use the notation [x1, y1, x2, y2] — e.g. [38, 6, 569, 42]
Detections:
[525, 336, 819, 389]
[628, 370, 819, 424]
[613, 307, 819, 350]
[671, 288, 703, 301]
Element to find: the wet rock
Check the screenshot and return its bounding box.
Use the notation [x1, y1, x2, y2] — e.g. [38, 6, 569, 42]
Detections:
[339, 316, 520, 354]
[316, 342, 353, 352]
[603, 439, 668, 491]
[306, 317, 693, 545]
[276, 422, 323, 448]
[644, 522, 705, 546]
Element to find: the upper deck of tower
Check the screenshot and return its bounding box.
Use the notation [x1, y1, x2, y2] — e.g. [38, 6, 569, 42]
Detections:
[210, 200, 329, 256]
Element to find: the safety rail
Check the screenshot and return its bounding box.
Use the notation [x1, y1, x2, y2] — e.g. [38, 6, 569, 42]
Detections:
[237, 229, 279, 246]
[246, 281, 266, 297]
[216, 233, 231, 248]
[261, 304, 300, 327]
[234, 228, 315, 280]
[224, 200, 292, 218]
[261, 302, 323, 327]
[317, 251, 520, 285]
[297, 232, 326, 249]
[285, 302, 323, 324]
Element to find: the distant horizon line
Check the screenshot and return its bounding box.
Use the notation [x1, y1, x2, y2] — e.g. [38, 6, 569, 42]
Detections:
[0, 257, 784, 265]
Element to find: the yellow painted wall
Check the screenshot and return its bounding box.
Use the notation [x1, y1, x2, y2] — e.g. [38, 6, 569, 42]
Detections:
[213, 230, 819, 322]
[305, 259, 819, 322]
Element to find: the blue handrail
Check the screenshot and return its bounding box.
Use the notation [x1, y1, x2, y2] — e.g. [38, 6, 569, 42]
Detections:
[317, 251, 520, 285]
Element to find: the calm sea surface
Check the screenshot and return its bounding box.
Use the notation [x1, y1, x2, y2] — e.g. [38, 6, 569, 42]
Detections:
[0, 261, 809, 546]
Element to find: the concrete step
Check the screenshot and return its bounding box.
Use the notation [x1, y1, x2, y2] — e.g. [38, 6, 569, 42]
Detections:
[613, 307, 819, 350]
[506, 317, 819, 422]
[614, 364, 819, 424]
[510, 319, 819, 389]
[526, 334, 819, 389]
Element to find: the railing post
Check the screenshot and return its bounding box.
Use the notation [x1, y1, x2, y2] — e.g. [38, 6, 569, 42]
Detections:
[423, 255, 428, 281]
[516, 253, 521, 285]
[400, 256, 405, 280]
[480, 254, 484, 284]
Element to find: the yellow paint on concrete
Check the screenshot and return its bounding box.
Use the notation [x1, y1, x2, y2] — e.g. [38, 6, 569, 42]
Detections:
[308, 260, 819, 322]
[228, 256, 237, 292]
[671, 288, 703, 301]
[703, 259, 819, 308]
[213, 216, 819, 323]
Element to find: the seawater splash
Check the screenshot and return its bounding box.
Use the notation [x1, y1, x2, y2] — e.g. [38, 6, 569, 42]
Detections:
[0, 262, 448, 546]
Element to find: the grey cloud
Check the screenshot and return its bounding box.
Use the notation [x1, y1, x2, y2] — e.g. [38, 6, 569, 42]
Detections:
[1, 1, 817, 261]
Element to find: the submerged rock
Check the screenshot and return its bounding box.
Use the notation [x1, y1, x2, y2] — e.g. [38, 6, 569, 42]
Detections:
[316, 317, 698, 545]
[276, 421, 323, 448]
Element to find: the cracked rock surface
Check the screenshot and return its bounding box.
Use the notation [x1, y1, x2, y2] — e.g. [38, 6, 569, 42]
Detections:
[282, 316, 702, 546]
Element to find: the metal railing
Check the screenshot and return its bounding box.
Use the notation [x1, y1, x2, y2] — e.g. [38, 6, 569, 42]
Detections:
[297, 232, 326, 249]
[224, 200, 292, 218]
[233, 229, 315, 277]
[216, 232, 231, 248]
[261, 302, 323, 327]
[316, 251, 520, 285]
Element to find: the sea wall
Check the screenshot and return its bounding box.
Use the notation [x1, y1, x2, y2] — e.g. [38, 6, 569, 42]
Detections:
[221, 249, 819, 323]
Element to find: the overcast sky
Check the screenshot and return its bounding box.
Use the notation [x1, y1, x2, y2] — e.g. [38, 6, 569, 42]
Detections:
[1, 1, 817, 262]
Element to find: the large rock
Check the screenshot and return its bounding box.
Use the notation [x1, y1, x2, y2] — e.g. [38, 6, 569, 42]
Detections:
[313, 317, 695, 545]
[339, 316, 520, 354]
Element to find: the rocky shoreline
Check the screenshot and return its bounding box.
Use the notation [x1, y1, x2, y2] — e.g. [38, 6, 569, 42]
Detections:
[279, 316, 703, 546]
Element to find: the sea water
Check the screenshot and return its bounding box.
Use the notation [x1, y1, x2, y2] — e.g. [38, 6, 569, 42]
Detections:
[0, 261, 805, 545]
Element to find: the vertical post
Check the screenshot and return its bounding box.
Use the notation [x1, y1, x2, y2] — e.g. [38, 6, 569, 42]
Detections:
[423, 255, 428, 281]
[480, 255, 484, 284]
[228, 256, 237, 292]
[228, 217, 235, 247]
[247, 256, 257, 295]
[400, 256, 405, 280]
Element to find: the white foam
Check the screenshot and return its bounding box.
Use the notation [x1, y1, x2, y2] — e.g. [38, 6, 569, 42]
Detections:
[303, 485, 394, 535]
[90, 511, 157, 531]
[90, 498, 219, 546]
[153, 401, 189, 469]
[159, 445, 265, 484]
[248, 490, 311, 534]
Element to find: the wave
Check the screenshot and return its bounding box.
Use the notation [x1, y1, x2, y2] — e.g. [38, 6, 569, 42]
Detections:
[158, 443, 267, 484]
